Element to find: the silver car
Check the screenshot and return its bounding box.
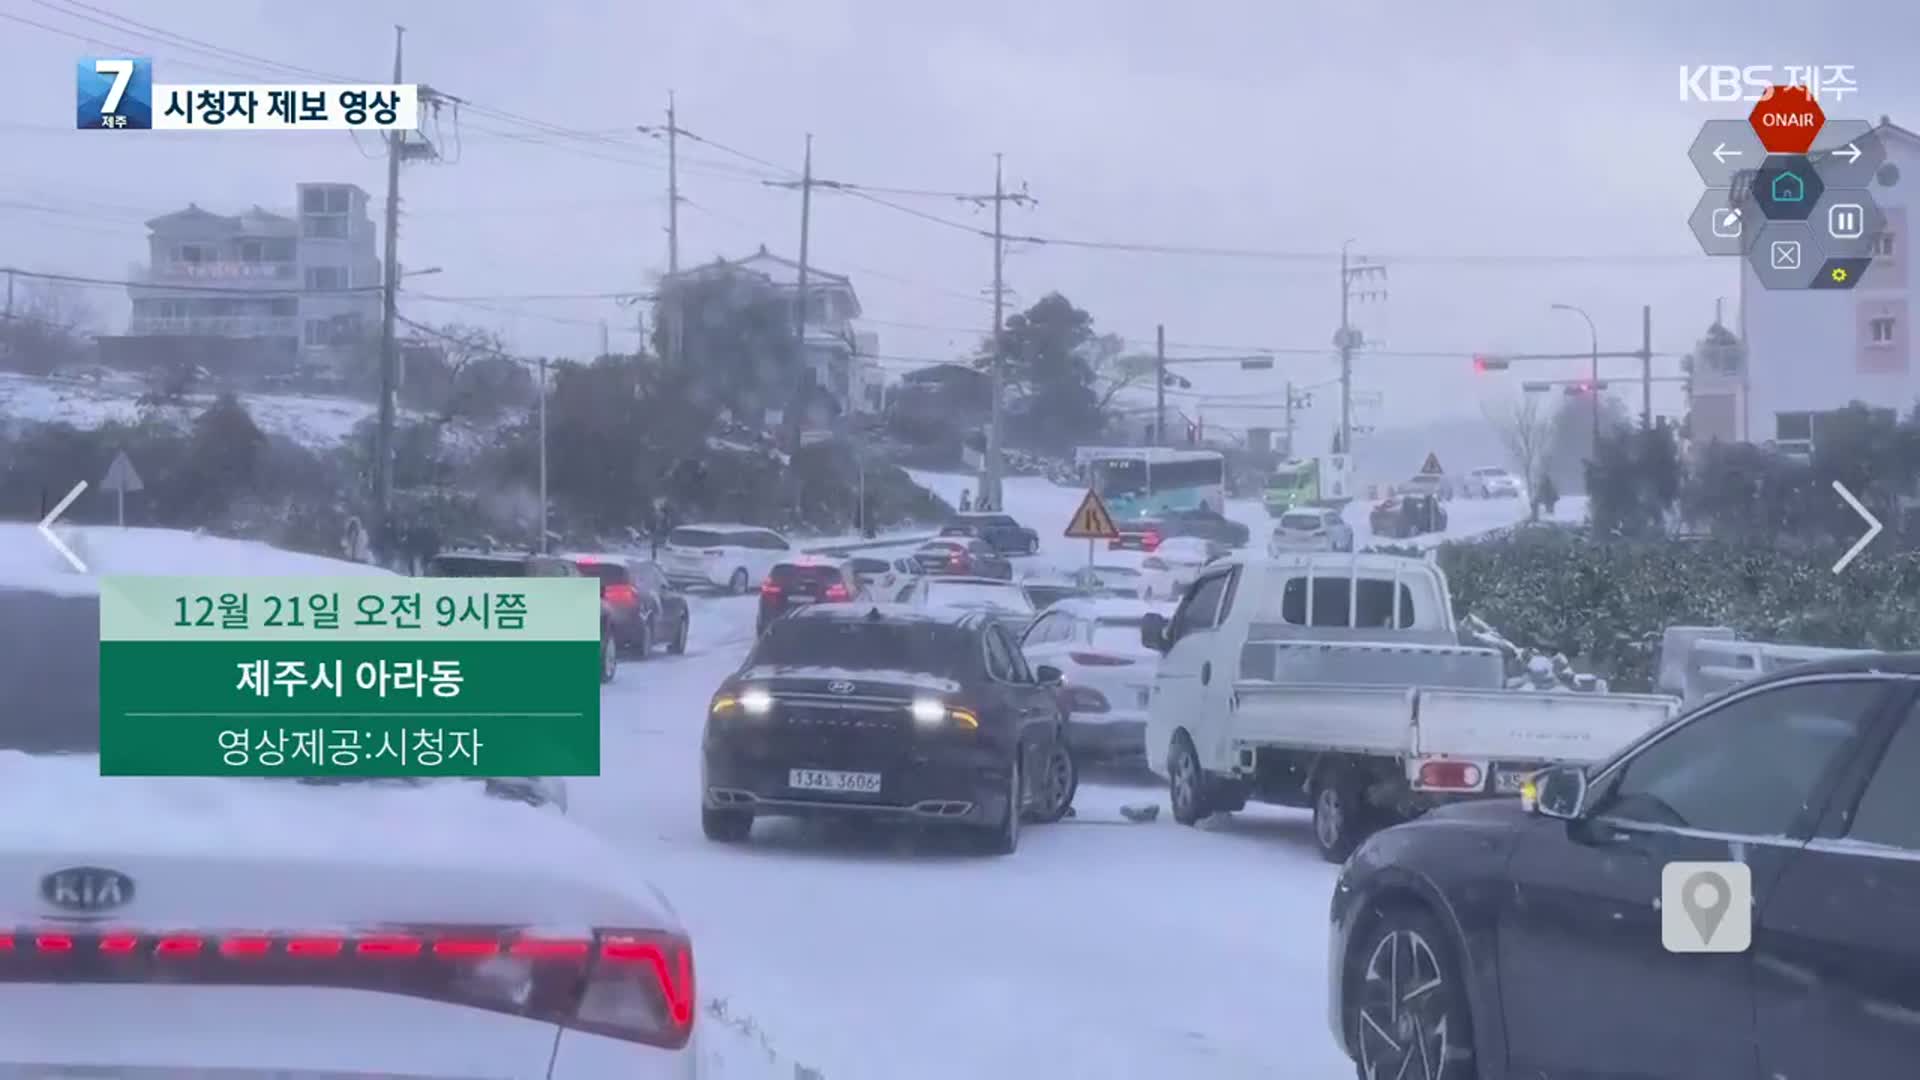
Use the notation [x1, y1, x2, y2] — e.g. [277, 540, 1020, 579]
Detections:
[1269, 507, 1355, 553]
[1464, 466, 1524, 498]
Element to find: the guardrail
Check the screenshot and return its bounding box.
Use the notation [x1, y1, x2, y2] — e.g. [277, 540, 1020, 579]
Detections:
[1658, 627, 1873, 707]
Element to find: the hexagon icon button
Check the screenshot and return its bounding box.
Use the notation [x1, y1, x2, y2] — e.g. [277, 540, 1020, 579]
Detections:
[1809, 120, 1888, 190]
[1689, 188, 1756, 257]
[1749, 84, 1825, 154]
[1811, 188, 1888, 260]
[1747, 219, 1823, 291]
[1750, 155, 1823, 222]
[1689, 119, 1768, 188]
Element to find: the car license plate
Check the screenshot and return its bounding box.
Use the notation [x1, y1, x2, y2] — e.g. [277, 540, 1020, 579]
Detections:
[789, 596, 815, 605]
[1493, 769, 1534, 794]
[789, 769, 882, 793]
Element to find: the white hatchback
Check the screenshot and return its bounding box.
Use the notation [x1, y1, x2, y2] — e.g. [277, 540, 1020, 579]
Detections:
[661, 523, 793, 593]
[1019, 597, 1176, 761]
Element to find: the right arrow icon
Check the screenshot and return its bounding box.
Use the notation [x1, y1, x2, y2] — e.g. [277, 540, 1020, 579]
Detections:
[1835, 143, 1863, 164]
[1832, 481, 1883, 574]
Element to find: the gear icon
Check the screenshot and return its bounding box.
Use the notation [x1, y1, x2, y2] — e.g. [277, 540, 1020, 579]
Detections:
[1832, 267, 1850, 283]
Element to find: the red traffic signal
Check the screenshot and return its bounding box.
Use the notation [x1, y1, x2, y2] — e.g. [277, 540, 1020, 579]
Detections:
[1472, 355, 1510, 373]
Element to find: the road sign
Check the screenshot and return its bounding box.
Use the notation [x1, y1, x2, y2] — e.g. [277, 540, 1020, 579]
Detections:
[103, 451, 143, 493]
[1064, 489, 1120, 540]
[1420, 452, 1444, 476]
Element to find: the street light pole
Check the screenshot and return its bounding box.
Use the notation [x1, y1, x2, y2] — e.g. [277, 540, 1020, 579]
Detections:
[1551, 303, 1600, 446]
[537, 355, 548, 553]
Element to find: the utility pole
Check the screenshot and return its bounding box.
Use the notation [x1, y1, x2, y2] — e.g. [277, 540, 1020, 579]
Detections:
[2, 268, 13, 364]
[1283, 380, 1296, 457]
[793, 134, 814, 459]
[1337, 243, 1387, 455]
[1154, 323, 1166, 446]
[666, 93, 680, 278]
[373, 24, 406, 549]
[1640, 304, 1653, 429]
[986, 153, 1007, 510]
[537, 355, 548, 553]
[599, 319, 610, 359]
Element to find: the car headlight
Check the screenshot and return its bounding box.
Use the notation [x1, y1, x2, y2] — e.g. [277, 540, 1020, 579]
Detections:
[739, 688, 773, 715]
[910, 698, 979, 730]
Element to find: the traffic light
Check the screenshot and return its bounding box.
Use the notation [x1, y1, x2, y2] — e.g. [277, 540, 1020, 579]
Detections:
[1472, 355, 1511, 373]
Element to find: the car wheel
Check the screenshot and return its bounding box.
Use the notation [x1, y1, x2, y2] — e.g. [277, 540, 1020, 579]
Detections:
[1348, 907, 1477, 1080]
[1311, 766, 1375, 863]
[598, 630, 618, 685]
[668, 614, 689, 655]
[1028, 741, 1078, 824]
[728, 568, 750, 594]
[702, 806, 752, 843]
[978, 752, 1022, 855]
[1168, 731, 1214, 825]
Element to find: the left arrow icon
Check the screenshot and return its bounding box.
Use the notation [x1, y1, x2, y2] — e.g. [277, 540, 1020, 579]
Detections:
[39, 481, 89, 572]
[1831, 481, 1883, 574]
[1712, 142, 1743, 163]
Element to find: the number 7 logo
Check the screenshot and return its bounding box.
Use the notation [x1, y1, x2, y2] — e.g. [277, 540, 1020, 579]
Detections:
[95, 59, 134, 113]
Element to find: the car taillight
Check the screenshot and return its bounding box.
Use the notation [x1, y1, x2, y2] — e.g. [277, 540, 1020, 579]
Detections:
[824, 583, 850, 601]
[760, 581, 782, 598]
[1416, 760, 1484, 792]
[0, 926, 694, 1051]
[1142, 532, 1161, 550]
[604, 583, 639, 604]
[1068, 651, 1135, 667]
[952, 553, 971, 569]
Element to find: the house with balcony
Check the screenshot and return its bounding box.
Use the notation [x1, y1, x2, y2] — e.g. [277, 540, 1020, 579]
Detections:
[662, 245, 879, 418]
[1721, 118, 1917, 450]
[104, 182, 381, 379]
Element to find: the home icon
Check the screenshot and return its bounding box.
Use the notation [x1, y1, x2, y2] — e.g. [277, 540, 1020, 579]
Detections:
[1770, 171, 1806, 203]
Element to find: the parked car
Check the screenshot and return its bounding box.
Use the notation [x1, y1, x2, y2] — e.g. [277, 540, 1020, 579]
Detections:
[660, 523, 793, 594]
[1020, 597, 1177, 762]
[912, 538, 1013, 580]
[1329, 652, 1920, 1080]
[757, 557, 864, 636]
[700, 604, 1078, 854]
[1155, 505, 1251, 548]
[1018, 571, 1092, 612]
[1394, 473, 1454, 501]
[1139, 536, 1216, 601]
[1108, 518, 1165, 552]
[1369, 493, 1448, 539]
[895, 574, 1038, 633]
[940, 512, 1041, 556]
[1463, 465, 1523, 498]
[568, 553, 690, 657]
[1270, 507, 1356, 553]
[1072, 557, 1147, 599]
[423, 550, 621, 685]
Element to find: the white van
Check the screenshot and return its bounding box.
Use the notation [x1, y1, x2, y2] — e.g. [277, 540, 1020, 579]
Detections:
[660, 523, 793, 593]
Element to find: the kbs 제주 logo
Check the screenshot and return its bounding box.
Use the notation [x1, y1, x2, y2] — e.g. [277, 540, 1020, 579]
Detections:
[40, 866, 136, 913]
[76, 57, 153, 130]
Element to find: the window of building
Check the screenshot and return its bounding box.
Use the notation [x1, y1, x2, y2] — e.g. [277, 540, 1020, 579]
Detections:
[175, 243, 209, 264]
[237, 239, 266, 262]
[1872, 231, 1895, 258]
[302, 187, 350, 214]
[304, 266, 345, 291]
[269, 298, 297, 316]
[1869, 316, 1897, 345]
[1775, 412, 1814, 443]
[302, 216, 346, 239]
[303, 319, 329, 347]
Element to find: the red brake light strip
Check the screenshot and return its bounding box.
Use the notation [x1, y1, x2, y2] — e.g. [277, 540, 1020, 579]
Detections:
[1, 930, 658, 962]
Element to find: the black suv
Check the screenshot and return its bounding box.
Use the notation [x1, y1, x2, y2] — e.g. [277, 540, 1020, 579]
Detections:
[913, 538, 1014, 580]
[568, 554, 690, 658]
[423, 550, 620, 684]
[756, 558, 862, 636]
[701, 604, 1078, 854]
[940, 512, 1040, 556]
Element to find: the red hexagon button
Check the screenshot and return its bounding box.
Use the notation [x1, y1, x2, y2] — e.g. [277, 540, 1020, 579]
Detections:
[1749, 85, 1825, 154]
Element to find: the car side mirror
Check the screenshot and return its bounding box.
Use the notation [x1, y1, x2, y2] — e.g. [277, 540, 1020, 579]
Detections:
[1526, 764, 1588, 820]
[1035, 664, 1063, 686]
[1139, 612, 1168, 652]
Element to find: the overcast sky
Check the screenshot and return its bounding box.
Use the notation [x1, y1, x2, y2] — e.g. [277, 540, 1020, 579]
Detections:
[4, 0, 1917, 443]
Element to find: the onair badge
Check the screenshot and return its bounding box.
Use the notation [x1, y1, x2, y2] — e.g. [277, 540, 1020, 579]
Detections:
[1680, 65, 1858, 103]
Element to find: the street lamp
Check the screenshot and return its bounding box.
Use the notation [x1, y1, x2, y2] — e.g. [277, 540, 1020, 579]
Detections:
[1550, 303, 1600, 445]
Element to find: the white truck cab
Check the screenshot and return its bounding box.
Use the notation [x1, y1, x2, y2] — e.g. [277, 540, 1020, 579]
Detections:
[1141, 552, 1678, 861]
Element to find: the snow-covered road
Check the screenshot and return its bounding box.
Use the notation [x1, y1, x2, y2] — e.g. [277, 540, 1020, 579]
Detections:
[568, 477, 1577, 1079]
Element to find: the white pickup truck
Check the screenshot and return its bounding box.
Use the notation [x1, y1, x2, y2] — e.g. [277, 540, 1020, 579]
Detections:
[1140, 552, 1680, 861]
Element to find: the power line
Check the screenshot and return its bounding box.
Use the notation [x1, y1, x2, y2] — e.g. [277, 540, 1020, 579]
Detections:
[0, 266, 385, 296]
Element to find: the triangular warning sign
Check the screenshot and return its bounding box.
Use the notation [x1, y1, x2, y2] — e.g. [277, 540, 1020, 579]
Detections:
[1064, 488, 1120, 540]
[1420, 452, 1444, 476]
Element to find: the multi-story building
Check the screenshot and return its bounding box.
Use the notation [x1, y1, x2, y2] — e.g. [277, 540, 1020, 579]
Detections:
[664, 246, 880, 416]
[1713, 118, 1916, 450]
[114, 181, 381, 376]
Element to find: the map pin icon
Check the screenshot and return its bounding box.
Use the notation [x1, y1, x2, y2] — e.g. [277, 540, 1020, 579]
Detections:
[1682, 870, 1731, 943]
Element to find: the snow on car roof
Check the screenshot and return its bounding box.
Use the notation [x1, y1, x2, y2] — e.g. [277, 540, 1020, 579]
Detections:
[0, 523, 394, 598]
[674, 521, 780, 533]
[1047, 596, 1173, 620]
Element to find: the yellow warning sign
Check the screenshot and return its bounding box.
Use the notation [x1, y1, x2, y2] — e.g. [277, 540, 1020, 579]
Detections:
[1419, 452, 1445, 476]
[1064, 488, 1121, 540]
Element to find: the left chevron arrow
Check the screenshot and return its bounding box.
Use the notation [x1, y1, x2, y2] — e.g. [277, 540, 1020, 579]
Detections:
[39, 481, 88, 572]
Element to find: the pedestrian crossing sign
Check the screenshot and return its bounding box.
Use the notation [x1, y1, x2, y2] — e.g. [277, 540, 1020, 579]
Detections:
[1065, 488, 1120, 540]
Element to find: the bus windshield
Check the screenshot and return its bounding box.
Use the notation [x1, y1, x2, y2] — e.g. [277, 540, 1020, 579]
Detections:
[1087, 453, 1225, 518]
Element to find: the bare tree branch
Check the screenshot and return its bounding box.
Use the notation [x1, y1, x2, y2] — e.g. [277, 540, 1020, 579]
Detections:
[1483, 394, 1556, 513]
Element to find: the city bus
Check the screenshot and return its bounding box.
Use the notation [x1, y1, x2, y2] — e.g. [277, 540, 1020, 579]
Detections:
[1074, 446, 1227, 521]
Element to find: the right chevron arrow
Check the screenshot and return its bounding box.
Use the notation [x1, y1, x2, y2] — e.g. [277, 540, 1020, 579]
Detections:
[1832, 481, 1883, 574]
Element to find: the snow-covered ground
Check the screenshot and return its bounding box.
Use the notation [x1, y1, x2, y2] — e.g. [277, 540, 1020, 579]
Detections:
[0, 371, 477, 452]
